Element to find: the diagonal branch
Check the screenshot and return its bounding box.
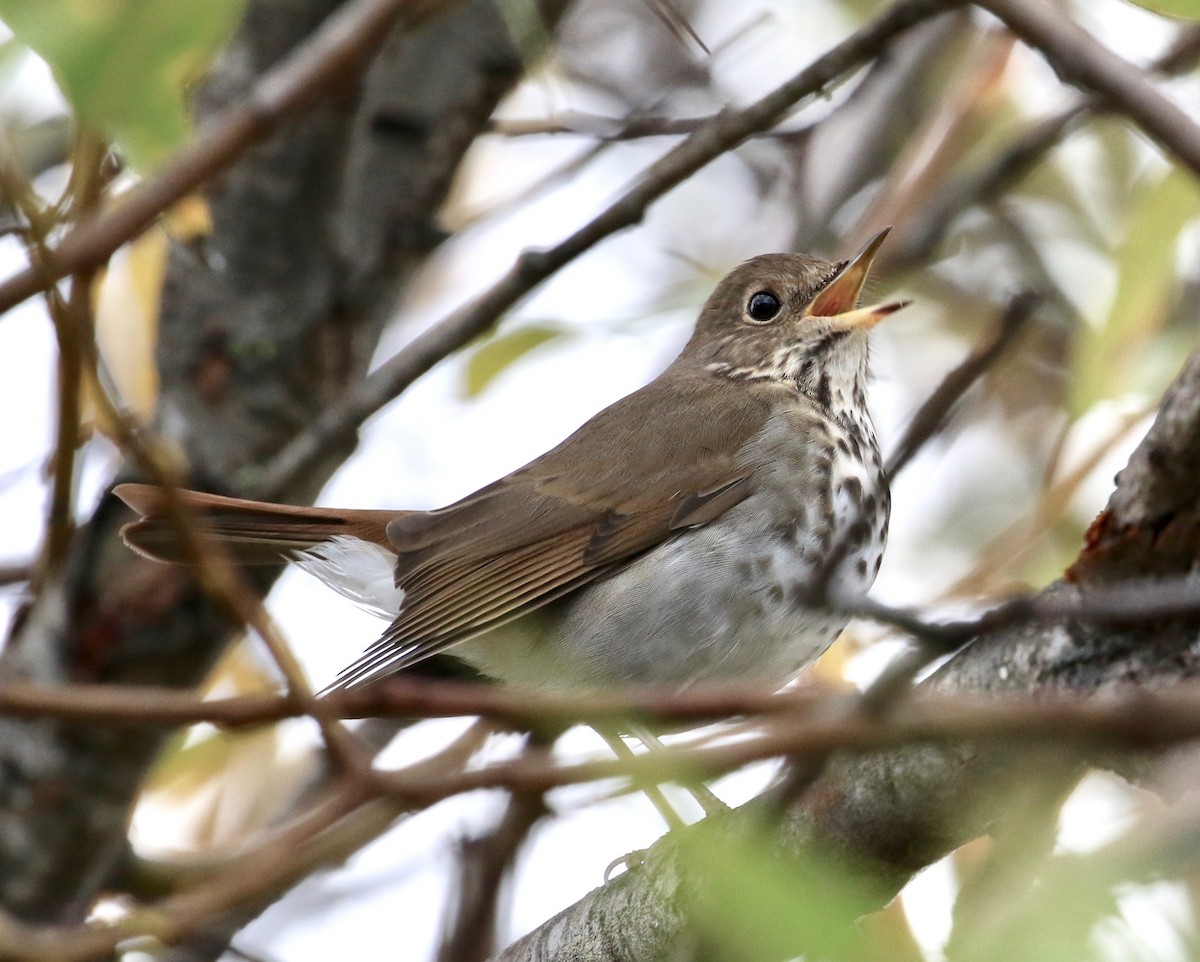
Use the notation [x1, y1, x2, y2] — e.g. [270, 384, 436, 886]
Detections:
[885, 289, 1038, 477]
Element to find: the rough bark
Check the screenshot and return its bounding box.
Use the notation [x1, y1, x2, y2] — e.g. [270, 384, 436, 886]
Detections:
[0, 0, 566, 923]
[496, 352, 1200, 961]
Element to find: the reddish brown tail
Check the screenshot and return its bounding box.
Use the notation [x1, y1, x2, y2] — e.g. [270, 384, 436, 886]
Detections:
[114, 483, 401, 564]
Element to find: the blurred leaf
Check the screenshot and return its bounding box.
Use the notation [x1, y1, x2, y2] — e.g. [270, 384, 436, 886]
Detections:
[1070, 168, 1200, 416]
[1019, 146, 1110, 251]
[953, 855, 1123, 962]
[0, 32, 26, 84]
[89, 195, 212, 430]
[1122, 0, 1200, 18]
[163, 193, 214, 241]
[860, 899, 925, 962]
[142, 643, 281, 804]
[462, 323, 569, 397]
[681, 825, 891, 961]
[833, 0, 887, 22]
[0, 0, 244, 170]
[1090, 119, 1143, 230]
[495, 0, 556, 70]
[90, 234, 163, 428]
[144, 728, 249, 802]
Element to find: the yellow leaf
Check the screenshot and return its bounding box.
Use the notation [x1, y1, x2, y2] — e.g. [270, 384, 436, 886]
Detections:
[87, 194, 212, 431]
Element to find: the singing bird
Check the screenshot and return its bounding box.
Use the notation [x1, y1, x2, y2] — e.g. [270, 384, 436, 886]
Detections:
[117, 230, 902, 696]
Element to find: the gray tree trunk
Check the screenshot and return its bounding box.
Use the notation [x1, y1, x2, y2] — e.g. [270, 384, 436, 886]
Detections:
[0, 0, 566, 924]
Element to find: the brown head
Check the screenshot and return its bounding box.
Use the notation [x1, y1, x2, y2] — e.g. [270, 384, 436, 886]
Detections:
[680, 229, 905, 413]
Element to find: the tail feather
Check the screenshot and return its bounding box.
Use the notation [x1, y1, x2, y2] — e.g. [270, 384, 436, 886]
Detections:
[114, 483, 400, 565]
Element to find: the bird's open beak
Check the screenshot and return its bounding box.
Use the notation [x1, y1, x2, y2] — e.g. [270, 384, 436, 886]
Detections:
[809, 226, 908, 330]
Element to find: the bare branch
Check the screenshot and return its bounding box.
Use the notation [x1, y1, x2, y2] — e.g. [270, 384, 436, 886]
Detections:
[488, 113, 811, 141]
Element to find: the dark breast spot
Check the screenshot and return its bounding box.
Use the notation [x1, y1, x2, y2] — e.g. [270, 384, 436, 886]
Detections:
[816, 375, 832, 411]
[845, 518, 871, 547]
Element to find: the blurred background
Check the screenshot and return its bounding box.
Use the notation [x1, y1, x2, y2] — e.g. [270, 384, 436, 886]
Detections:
[0, 0, 1199, 958]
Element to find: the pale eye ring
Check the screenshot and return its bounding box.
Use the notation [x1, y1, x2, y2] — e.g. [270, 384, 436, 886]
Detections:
[746, 290, 782, 322]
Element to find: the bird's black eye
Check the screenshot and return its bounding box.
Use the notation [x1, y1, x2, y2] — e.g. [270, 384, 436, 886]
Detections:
[746, 290, 782, 322]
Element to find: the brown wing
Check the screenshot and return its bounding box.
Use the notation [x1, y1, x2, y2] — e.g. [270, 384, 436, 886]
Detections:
[331, 370, 771, 688]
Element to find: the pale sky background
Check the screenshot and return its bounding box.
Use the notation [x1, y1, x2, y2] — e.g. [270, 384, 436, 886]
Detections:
[0, 1, 1197, 959]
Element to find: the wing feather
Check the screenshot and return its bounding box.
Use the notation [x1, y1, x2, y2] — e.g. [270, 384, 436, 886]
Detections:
[330, 371, 775, 690]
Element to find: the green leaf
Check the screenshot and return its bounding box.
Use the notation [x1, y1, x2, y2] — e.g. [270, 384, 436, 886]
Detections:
[0, 0, 244, 171]
[462, 323, 569, 397]
[1122, 0, 1200, 18]
[1069, 167, 1200, 416]
[680, 824, 891, 961]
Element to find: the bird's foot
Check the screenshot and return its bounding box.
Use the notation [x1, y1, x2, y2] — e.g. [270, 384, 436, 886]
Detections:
[604, 848, 648, 881]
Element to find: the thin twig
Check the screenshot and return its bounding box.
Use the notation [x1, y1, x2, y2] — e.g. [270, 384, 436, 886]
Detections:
[43, 135, 107, 573]
[1, 564, 1199, 731]
[437, 757, 548, 962]
[886, 289, 1040, 477]
[0, 677, 830, 730]
[487, 113, 783, 140]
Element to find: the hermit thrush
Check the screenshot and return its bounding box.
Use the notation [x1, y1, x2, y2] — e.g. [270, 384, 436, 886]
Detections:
[117, 230, 902, 695]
